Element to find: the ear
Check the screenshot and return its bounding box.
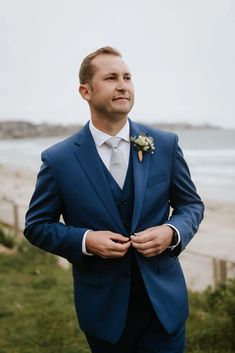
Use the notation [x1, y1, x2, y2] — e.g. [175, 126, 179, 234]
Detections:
[79, 84, 91, 101]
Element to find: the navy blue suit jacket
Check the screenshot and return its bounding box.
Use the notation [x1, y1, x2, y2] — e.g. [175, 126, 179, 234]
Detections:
[24, 119, 204, 343]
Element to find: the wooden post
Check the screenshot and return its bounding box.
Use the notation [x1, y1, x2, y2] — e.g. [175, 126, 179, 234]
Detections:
[13, 202, 20, 237]
[213, 258, 227, 287]
[213, 258, 219, 287]
[220, 260, 227, 282]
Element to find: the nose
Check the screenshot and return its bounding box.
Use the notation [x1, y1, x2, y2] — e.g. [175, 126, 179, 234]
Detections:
[116, 77, 128, 91]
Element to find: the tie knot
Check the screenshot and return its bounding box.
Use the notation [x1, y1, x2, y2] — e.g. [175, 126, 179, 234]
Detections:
[105, 137, 122, 149]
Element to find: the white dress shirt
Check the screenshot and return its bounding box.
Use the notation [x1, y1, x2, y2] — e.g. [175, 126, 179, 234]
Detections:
[82, 119, 180, 255]
[89, 119, 131, 169]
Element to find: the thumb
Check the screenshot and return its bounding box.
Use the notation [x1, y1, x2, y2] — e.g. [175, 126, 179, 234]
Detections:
[110, 233, 130, 242]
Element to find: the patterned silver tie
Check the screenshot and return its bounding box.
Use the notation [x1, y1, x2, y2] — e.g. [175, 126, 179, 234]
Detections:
[105, 137, 128, 189]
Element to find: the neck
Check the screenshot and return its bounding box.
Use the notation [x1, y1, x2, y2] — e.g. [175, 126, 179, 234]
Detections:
[91, 114, 128, 136]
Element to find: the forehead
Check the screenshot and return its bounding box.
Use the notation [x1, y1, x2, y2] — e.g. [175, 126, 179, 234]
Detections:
[92, 54, 131, 77]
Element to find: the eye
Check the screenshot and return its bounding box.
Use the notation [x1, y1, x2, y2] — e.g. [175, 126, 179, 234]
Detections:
[124, 76, 131, 81]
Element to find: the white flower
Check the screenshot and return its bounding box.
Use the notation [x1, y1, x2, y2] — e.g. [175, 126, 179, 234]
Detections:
[130, 133, 155, 162]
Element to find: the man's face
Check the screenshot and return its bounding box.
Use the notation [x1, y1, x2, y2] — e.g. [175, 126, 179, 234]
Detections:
[84, 54, 135, 120]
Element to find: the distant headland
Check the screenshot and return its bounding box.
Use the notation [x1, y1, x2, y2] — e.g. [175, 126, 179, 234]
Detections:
[0, 120, 221, 140]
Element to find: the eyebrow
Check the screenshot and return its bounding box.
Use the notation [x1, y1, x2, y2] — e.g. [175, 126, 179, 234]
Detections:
[104, 72, 132, 77]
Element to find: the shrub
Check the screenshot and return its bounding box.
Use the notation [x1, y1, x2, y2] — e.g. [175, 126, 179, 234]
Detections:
[187, 280, 235, 352]
[0, 225, 17, 248]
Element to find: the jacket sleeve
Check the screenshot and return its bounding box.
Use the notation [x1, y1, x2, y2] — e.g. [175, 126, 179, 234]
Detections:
[164, 135, 204, 256]
[24, 152, 89, 265]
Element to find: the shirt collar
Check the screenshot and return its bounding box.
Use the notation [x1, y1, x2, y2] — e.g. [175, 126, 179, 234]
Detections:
[89, 119, 130, 147]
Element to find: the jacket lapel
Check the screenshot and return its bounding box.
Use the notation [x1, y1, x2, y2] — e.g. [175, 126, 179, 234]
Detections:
[73, 123, 127, 234]
[130, 120, 151, 233]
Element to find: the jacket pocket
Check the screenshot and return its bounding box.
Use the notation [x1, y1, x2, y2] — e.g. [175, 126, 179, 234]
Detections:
[76, 268, 116, 287]
[147, 173, 168, 188]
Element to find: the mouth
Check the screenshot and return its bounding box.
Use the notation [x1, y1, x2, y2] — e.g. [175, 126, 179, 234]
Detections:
[112, 96, 130, 101]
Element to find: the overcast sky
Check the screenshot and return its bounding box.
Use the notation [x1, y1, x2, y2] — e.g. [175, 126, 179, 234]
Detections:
[0, 0, 234, 128]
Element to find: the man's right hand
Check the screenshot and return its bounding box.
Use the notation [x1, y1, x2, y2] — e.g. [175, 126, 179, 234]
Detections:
[86, 231, 131, 259]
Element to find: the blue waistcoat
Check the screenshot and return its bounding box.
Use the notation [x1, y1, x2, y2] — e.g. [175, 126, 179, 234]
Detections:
[101, 152, 134, 235]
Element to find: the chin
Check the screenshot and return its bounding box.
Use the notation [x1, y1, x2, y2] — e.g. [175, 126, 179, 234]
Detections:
[112, 104, 133, 115]
[112, 109, 131, 116]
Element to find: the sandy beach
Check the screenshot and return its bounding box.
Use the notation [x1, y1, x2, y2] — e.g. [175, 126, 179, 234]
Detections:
[0, 162, 234, 291]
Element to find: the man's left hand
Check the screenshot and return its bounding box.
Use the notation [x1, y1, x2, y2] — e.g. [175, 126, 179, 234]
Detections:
[130, 225, 173, 257]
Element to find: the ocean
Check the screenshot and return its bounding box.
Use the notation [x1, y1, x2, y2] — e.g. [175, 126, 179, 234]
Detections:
[0, 128, 235, 202]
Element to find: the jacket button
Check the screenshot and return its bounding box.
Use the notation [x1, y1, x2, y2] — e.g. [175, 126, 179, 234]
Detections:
[121, 200, 127, 206]
[122, 272, 130, 279]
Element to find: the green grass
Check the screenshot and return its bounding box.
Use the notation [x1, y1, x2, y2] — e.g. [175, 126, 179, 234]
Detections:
[0, 241, 90, 353]
[0, 235, 235, 353]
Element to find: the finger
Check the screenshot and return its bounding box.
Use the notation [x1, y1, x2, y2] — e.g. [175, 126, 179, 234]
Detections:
[130, 233, 154, 243]
[108, 239, 131, 252]
[136, 247, 161, 257]
[100, 247, 130, 258]
[131, 240, 156, 251]
[132, 236, 165, 253]
[110, 233, 130, 242]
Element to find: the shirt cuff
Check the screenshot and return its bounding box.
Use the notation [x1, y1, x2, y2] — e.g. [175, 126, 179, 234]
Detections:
[82, 230, 94, 256]
[165, 224, 181, 250]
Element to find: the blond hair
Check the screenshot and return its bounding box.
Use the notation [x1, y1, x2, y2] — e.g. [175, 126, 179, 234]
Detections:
[79, 46, 121, 84]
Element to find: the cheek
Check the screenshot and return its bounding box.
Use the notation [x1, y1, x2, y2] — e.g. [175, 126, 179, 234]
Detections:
[127, 84, 134, 97]
[95, 85, 113, 97]
[91, 90, 106, 101]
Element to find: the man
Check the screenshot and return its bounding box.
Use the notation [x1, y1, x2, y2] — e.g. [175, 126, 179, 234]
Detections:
[24, 46, 204, 353]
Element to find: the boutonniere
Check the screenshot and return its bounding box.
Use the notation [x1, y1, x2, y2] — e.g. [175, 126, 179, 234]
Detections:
[130, 133, 155, 162]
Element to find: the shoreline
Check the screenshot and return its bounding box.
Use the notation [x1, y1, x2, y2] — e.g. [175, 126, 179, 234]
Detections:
[0, 120, 223, 140]
[0, 163, 234, 291]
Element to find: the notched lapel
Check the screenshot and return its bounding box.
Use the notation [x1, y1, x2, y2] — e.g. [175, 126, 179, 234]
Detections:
[130, 121, 151, 233]
[73, 125, 126, 234]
